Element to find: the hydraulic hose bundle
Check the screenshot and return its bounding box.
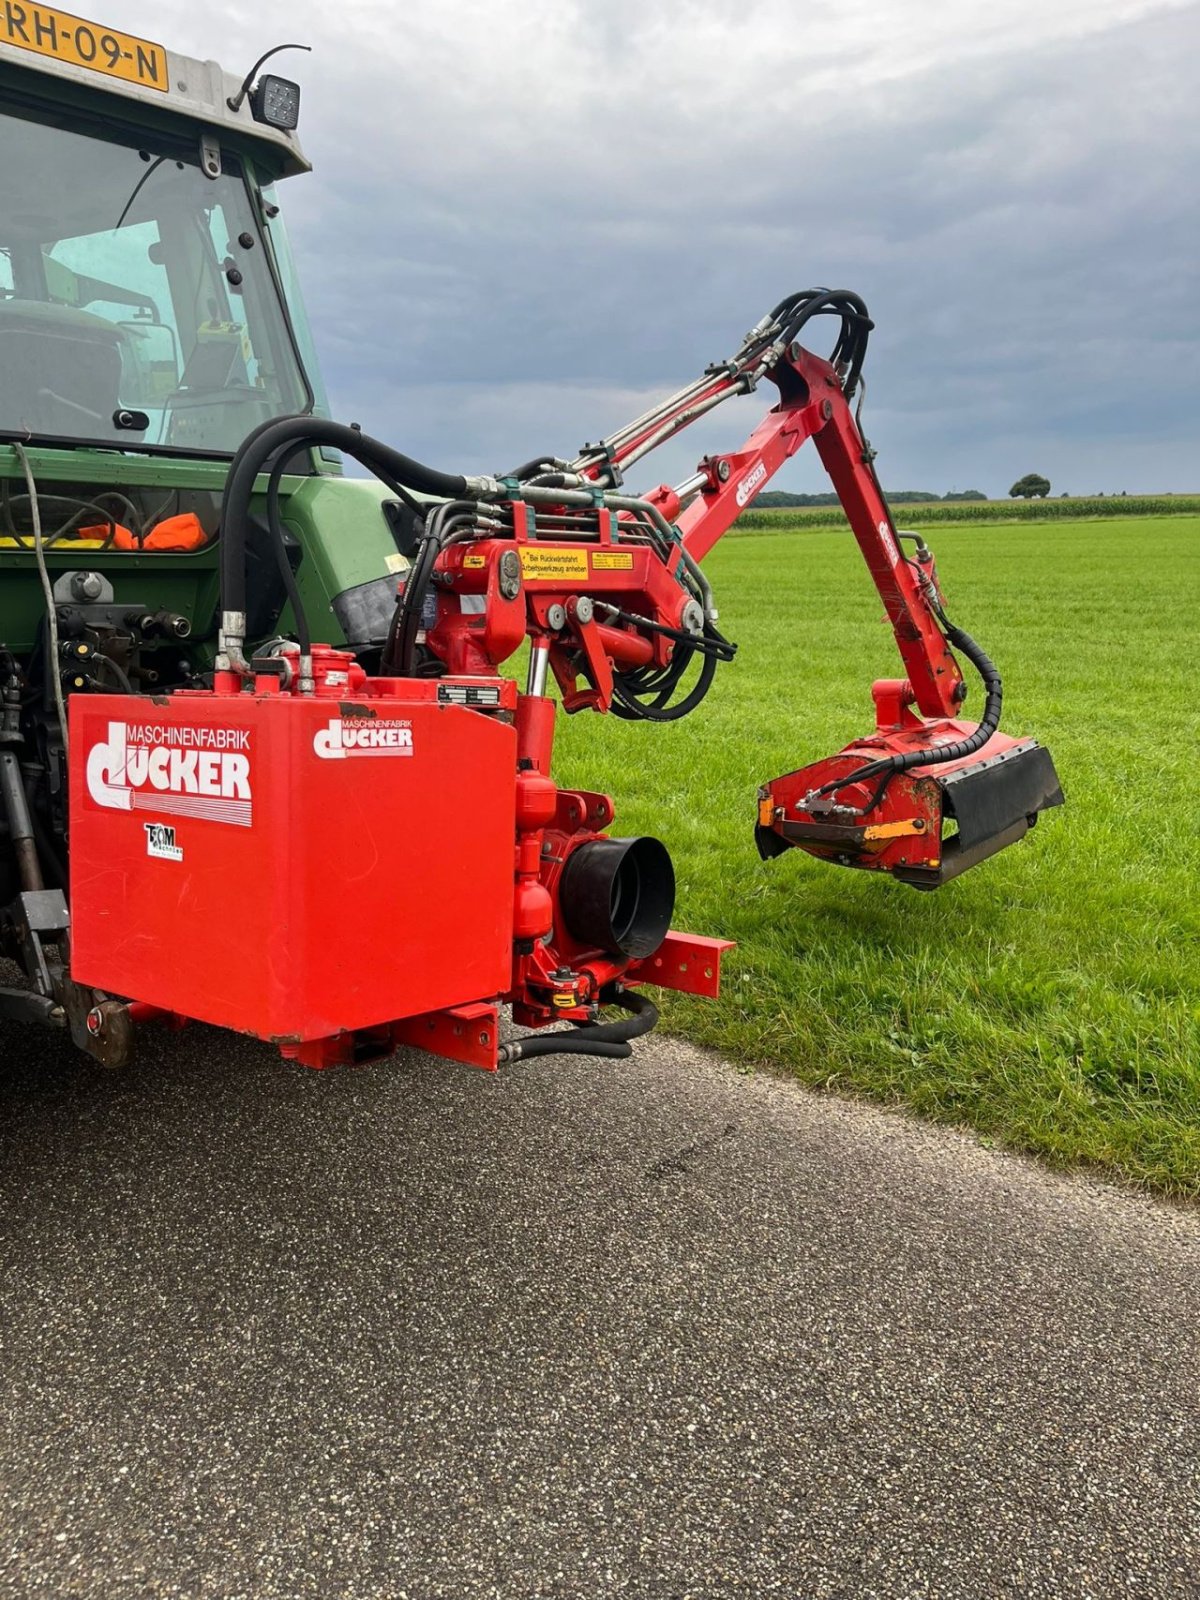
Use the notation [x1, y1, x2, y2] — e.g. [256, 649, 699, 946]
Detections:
[602, 611, 736, 723]
[567, 287, 873, 487]
[216, 414, 729, 716]
[216, 415, 477, 679]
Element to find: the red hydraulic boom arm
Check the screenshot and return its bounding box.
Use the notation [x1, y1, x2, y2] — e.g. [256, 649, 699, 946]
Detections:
[601, 344, 965, 722]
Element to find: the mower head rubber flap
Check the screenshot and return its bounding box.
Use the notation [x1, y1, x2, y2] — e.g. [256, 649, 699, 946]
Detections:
[757, 705, 1064, 888]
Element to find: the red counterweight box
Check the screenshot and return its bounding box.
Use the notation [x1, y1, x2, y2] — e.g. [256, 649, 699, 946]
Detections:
[68, 681, 517, 1044]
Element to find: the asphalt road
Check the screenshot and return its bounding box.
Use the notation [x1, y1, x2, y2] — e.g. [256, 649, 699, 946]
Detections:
[1, 1024, 1198, 1600]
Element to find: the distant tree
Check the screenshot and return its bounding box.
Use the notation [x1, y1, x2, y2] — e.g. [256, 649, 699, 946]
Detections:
[943, 490, 988, 502]
[1009, 473, 1051, 499]
[1060, 491, 1070, 498]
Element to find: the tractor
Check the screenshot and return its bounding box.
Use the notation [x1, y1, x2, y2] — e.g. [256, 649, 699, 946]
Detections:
[0, 11, 1062, 1070]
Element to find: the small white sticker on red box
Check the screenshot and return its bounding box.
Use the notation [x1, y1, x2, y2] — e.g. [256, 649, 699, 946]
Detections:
[144, 822, 183, 862]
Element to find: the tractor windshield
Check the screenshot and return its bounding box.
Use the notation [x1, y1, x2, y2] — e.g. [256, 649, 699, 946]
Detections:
[0, 102, 313, 455]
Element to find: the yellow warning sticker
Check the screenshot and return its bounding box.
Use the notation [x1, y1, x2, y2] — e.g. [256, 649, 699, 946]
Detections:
[462, 553, 487, 569]
[591, 551, 634, 571]
[519, 546, 589, 583]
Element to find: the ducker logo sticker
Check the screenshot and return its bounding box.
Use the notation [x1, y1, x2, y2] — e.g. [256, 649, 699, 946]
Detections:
[313, 718, 414, 759]
[877, 519, 901, 566]
[86, 721, 252, 826]
[735, 460, 767, 507]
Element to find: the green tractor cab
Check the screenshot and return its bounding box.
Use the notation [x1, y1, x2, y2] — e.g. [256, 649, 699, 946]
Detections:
[0, 14, 408, 1057]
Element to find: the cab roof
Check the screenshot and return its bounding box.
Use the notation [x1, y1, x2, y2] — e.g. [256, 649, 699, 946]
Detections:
[0, 9, 310, 177]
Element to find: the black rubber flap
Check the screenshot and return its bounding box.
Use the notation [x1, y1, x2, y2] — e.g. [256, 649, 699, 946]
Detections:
[935, 741, 1064, 850]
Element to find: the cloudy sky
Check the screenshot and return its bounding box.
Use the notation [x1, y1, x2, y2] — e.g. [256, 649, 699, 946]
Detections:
[105, 0, 1197, 494]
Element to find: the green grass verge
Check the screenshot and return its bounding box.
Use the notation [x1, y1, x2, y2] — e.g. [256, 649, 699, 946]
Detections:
[736, 495, 1200, 531]
[549, 516, 1200, 1195]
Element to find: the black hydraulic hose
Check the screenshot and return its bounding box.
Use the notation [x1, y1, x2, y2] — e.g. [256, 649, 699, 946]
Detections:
[383, 502, 476, 676]
[599, 606, 737, 660]
[507, 455, 562, 480]
[92, 653, 136, 694]
[808, 621, 1004, 805]
[761, 288, 873, 398]
[265, 450, 312, 657]
[927, 622, 1003, 763]
[765, 286, 832, 324]
[497, 987, 659, 1064]
[784, 292, 872, 397]
[611, 644, 718, 723]
[389, 528, 439, 677]
[609, 619, 735, 722]
[219, 416, 469, 621]
[216, 410, 308, 619]
[378, 476, 425, 517]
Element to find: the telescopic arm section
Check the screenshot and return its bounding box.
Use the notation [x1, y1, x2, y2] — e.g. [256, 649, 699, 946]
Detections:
[564, 296, 964, 721]
[672, 348, 966, 721]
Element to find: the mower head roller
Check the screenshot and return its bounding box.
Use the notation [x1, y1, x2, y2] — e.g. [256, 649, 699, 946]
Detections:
[756, 679, 1064, 889]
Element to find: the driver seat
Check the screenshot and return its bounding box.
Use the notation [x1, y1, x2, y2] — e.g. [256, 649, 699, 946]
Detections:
[0, 301, 124, 436]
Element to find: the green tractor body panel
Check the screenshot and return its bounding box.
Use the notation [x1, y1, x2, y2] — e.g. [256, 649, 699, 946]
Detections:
[0, 448, 404, 661]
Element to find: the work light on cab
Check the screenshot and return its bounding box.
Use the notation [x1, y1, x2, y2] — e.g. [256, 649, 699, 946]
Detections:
[251, 75, 301, 131]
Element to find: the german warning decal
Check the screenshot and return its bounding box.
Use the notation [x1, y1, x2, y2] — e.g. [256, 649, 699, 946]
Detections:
[86, 721, 252, 826]
[518, 547, 589, 582]
[591, 551, 634, 571]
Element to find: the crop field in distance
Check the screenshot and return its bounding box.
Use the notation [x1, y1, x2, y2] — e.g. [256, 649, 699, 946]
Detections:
[734, 493, 1200, 531]
[551, 514, 1200, 1195]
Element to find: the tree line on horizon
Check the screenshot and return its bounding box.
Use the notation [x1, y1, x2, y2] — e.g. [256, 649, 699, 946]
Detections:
[751, 488, 990, 507]
[752, 481, 1156, 507]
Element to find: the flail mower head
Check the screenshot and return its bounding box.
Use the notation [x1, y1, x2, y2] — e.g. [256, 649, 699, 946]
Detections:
[756, 678, 1064, 889]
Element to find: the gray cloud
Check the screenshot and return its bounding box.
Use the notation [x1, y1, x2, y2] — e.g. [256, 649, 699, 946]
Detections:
[96, 0, 1198, 492]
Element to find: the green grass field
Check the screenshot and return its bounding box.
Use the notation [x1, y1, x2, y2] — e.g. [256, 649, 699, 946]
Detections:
[550, 516, 1200, 1195]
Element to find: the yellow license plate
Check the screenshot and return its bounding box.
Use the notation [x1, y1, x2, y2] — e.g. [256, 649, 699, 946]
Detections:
[0, 4, 168, 92]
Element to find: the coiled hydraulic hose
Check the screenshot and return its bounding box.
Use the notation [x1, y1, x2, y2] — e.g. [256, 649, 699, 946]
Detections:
[497, 987, 659, 1064]
[609, 620, 736, 723]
